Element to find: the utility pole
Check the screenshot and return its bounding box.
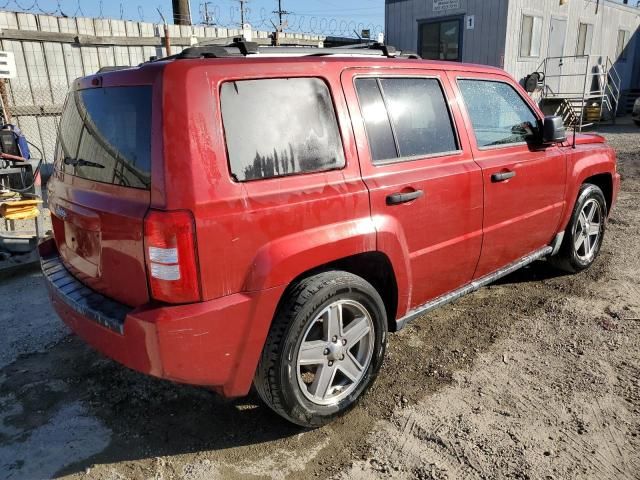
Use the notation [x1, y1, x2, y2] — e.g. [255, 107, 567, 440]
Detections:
[272, 0, 289, 46]
[172, 0, 192, 25]
[203, 2, 214, 25]
[238, 0, 248, 27]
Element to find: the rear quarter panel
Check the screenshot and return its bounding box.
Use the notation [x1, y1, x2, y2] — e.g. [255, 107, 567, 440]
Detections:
[161, 60, 374, 300]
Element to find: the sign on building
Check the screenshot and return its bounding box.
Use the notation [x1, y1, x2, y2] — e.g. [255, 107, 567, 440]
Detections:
[433, 0, 460, 12]
[466, 15, 475, 30]
[0, 52, 16, 79]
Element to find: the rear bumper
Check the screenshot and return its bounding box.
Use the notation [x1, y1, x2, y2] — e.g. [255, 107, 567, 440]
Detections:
[39, 238, 284, 397]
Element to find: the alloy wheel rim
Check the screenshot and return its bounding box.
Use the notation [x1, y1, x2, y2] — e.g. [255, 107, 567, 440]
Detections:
[574, 198, 602, 262]
[296, 299, 375, 406]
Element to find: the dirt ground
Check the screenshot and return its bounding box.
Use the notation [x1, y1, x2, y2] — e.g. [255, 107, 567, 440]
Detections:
[1, 121, 639, 480]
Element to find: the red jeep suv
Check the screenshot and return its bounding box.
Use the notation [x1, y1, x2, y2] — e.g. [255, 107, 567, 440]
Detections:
[41, 43, 619, 427]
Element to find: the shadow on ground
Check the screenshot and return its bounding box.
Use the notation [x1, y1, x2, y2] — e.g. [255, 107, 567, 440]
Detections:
[0, 256, 572, 479]
[1, 335, 303, 478]
[494, 259, 570, 286]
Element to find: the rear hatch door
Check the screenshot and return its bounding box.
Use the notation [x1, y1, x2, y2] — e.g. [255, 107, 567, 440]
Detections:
[49, 80, 155, 307]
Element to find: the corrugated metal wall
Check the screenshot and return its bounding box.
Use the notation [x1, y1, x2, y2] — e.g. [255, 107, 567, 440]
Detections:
[385, 0, 509, 66]
[504, 0, 640, 89]
[385, 0, 639, 90]
[0, 11, 325, 164]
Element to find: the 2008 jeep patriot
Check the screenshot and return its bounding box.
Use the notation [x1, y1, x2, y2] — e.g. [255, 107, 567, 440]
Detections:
[41, 43, 619, 427]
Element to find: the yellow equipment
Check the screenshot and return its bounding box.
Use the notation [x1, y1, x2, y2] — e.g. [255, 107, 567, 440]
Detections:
[0, 198, 42, 220]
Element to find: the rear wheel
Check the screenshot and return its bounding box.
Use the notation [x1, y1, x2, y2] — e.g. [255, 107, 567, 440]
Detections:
[634, 120, 640, 127]
[550, 183, 606, 272]
[254, 271, 387, 427]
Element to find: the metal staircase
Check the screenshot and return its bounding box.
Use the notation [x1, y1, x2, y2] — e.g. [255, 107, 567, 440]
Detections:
[621, 89, 640, 114]
[535, 55, 621, 131]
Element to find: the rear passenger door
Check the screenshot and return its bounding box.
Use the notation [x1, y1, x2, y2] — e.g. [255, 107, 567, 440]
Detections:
[450, 73, 567, 278]
[341, 69, 484, 311]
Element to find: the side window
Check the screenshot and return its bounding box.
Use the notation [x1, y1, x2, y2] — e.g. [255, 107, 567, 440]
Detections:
[220, 78, 345, 182]
[353, 78, 398, 161]
[458, 79, 539, 148]
[355, 77, 458, 163]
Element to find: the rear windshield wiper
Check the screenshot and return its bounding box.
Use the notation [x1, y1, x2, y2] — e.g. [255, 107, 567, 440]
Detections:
[63, 157, 105, 169]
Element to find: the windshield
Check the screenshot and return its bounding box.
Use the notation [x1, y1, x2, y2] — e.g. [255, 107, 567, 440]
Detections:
[57, 86, 152, 189]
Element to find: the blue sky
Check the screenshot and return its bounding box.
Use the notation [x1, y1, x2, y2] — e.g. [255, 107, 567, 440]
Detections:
[24, 0, 385, 36]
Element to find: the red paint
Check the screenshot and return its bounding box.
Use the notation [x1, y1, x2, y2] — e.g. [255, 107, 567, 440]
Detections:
[45, 57, 619, 396]
[48, 179, 151, 307]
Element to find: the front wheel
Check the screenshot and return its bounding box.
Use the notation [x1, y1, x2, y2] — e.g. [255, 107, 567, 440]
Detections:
[550, 183, 607, 272]
[254, 271, 387, 427]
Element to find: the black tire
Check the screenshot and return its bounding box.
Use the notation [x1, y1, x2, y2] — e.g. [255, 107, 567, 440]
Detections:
[550, 183, 607, 273]
[634, 119, 640, 127]
[254, 271, 387, 428]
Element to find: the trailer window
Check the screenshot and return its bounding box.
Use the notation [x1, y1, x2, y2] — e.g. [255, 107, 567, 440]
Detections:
[616, 30, 630, 61]
[420, 19, 462, 61]
[576, 23, 593, 56]
[520, 15, 542, 58]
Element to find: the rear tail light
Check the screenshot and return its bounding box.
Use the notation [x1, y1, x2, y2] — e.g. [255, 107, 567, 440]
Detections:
[144, 210, 201, 303]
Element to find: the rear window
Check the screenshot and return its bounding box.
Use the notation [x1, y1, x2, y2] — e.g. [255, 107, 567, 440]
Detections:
[56, 86, 152, 189]
[220, 78, 345, 182]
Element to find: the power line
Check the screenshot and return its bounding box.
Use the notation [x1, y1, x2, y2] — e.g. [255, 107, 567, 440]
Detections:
[273, 0, 289, 29]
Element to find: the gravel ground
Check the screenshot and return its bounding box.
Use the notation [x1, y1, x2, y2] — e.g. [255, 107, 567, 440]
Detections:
[0, 121, 638, 480]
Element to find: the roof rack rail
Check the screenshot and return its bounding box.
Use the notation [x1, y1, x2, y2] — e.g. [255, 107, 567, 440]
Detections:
[175, 40, 420, 60]
[96, 66, 131, 73]
[178, 39, 259, 59]
[368, 42, 420, 59]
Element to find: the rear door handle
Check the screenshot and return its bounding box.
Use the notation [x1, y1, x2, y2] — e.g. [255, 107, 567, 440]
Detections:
[491, 171, 516, 182]
[386, 189, 424, 205]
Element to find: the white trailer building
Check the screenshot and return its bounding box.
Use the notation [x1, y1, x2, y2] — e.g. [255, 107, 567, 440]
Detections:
[385, 0, 640, 122]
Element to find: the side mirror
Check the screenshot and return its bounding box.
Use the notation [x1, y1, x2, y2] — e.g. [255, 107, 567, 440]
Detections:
[542, 115, 566, 143]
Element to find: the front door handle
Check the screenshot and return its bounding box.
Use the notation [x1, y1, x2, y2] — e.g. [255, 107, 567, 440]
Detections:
[491, 171, 516, 183]
[386, 189, 424, 205]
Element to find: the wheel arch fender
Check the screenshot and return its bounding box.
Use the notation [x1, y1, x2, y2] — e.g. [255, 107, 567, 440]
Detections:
[243, 218, 378, 292]
[242, 215, 413, 321]
[560, 148, 616, 232]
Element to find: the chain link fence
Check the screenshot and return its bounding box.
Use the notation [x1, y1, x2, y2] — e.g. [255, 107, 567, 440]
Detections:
[0, 78, 58, 235]
[3, 79, 65, 165]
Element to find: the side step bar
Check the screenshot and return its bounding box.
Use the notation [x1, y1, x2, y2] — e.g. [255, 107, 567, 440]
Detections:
[395, 245, 553, 331]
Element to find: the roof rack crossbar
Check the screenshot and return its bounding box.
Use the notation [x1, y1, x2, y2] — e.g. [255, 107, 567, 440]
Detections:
[174, 40, 420, 60]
